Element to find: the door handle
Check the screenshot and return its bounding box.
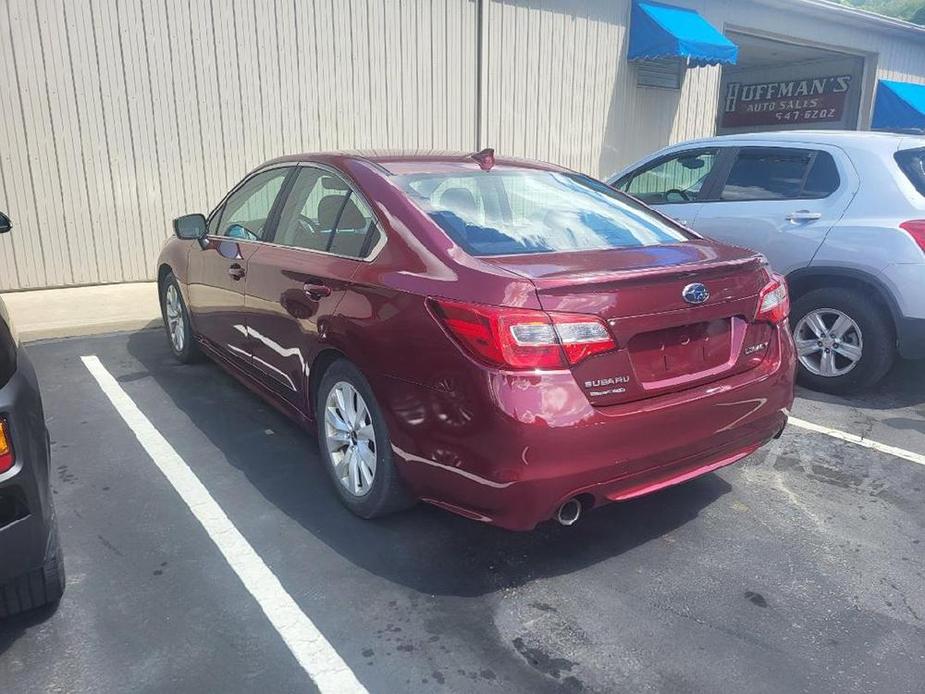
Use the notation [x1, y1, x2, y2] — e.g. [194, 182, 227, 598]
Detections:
[303, 281, 332, 300]
[786, 210, 822, 222]
[228, 264, 245, 280]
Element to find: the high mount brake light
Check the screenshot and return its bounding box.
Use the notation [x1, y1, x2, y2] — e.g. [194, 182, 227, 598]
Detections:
[428, 298, 615, 370]
[899, 220, 925, 253]
[0, 418, 13, 474]
[470, 148, 496, 171]
[755, 273, 790, 324]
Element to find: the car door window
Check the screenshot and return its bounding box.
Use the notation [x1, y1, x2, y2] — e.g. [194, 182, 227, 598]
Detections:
[719, 148, 835, 201]
[617, 149, 718, 204]
[274, 167, 380, 258]
[217, 168, 290, 241]
[206, 208, 222, 237]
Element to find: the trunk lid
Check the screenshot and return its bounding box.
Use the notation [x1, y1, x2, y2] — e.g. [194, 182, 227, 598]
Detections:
[482, 241, 775, 405]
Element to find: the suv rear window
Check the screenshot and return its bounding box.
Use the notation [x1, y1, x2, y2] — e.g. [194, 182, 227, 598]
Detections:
[394, 171, 690, 256]
[895, 148, 925, 197]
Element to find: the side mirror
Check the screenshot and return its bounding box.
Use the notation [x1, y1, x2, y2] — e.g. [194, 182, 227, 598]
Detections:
[173, 214, 207, 241]
[0, 212, 11, 234]
[680, 157, 705, 170]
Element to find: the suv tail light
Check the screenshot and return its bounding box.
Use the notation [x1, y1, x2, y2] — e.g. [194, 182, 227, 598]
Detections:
[428, 298, 615, 370]
[755, 273, 790, 325]
[900, 220, 925, 253]
[0, 418, 13, 474]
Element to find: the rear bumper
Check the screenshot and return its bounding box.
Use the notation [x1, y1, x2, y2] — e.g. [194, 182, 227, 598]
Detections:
[0, 348, 56, 584]
[378, 326, 796, 530]
[897, 316, 925, 360]
[879, 263, 925, 358]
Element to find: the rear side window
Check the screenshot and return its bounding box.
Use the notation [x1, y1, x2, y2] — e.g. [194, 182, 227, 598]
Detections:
[895, 148, 925, 198]
[328, 195, 380, 258]
[802, 152, 840, 198]
[719, 148, 838, 201]
[273, 167, 380, 258]
[394, 171, 690, 256]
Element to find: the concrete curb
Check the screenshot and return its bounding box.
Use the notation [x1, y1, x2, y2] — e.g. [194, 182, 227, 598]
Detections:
[2, 282, 162, 343]
[16, 319, 163, 343]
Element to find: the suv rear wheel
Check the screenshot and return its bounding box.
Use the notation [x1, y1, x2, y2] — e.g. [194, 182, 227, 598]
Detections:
[790, 287, 894, 394]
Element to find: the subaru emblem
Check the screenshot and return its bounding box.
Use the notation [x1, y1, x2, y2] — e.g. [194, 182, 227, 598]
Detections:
[682, 282, 710, 305]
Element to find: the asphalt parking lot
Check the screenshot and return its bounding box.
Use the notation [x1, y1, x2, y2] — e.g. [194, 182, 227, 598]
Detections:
[1, 329, 923, 694]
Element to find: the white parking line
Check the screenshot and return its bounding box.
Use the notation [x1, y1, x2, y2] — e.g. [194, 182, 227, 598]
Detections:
[789, 416, 925, 467]
[81, 355, 367, 694]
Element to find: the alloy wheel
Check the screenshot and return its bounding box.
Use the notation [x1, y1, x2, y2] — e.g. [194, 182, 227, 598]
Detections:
[324, 381, 377, 497]
[165, 284, 185, 352]
[793, 308, 863, 377]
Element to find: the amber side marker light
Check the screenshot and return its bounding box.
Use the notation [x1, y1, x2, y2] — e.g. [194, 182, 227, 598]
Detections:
[0, 418, 13, 474]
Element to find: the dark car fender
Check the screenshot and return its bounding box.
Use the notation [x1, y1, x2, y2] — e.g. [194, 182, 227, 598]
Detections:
[156, 238, 195, 320]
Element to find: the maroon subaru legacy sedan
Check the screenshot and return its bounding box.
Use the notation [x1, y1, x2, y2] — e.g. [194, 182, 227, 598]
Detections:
[157, 149, 795, 530]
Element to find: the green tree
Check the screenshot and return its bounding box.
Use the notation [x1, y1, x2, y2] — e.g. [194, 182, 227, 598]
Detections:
[835, 0, 925, 23]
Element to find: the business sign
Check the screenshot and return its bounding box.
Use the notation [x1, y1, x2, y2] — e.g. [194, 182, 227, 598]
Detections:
[721, 74, 853, 128]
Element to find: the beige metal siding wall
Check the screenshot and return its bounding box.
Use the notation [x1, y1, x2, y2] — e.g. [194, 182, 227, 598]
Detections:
[0, 0, 478, 291]
[481, 0, 725, 179]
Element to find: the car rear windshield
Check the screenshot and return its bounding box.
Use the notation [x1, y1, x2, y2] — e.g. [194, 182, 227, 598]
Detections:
[895, 148, 925, 198]
[393, 170, 690, 256]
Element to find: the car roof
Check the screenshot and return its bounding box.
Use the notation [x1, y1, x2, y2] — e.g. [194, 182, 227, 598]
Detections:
[261, 150, 573, 176]
[663, 129, 925, 152]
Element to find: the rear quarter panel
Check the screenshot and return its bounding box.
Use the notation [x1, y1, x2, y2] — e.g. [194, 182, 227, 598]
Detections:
[811, 141, 925, 319]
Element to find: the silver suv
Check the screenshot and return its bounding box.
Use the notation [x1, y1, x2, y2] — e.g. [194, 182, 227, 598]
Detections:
[610, 131, 925, 394]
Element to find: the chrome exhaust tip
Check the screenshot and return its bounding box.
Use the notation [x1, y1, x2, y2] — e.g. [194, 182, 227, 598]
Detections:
[556, 498, 582, 526]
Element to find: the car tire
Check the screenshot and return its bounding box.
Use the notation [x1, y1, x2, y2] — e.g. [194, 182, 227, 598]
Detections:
[0, 524, 64, 618]
[160, 272, 201, 364]
[790, 287, 894, 394]
[315, 359, 413, 519]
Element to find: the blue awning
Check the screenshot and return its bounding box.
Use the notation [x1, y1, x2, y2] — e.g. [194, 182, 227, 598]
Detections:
[627, 1, 738, 67]
[872, 80, 925, 131]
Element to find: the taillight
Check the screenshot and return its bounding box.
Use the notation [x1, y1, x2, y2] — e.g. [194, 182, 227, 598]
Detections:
[0, 418, 13, 474]
[755, 273, 790, 325]
[547, 313, 616, 364]
[428, 298, 615, 370]
[900, 220, 925, 253]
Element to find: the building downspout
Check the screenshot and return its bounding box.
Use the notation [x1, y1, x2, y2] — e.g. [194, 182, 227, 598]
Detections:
[476, 0, 488, 149]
